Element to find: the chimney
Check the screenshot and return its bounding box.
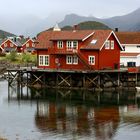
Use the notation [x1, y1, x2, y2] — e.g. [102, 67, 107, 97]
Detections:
[115, 28, 118, 32]
[19, 35, 24, 39]
[14, 37, 16, 42]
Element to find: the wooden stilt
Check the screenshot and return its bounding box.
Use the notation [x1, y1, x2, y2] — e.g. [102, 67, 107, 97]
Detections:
[31, 73, 44, 85]
[83, 74, 86, 87]
[118, 73, 120, 87]
[57, 74, 71, 87]
[85, 75, 101, 88]
[136, 73, 138, 86]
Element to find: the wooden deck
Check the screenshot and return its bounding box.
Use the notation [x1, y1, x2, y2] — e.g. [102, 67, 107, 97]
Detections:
[7, 66, 128, 73]
[6, 66, 140, 92]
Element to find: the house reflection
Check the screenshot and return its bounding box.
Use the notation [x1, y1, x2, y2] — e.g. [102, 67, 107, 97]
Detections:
[94, 107, 120, 140]
[35, 100, 120, 139]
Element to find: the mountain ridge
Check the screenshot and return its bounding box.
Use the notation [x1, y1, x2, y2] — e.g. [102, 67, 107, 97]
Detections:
[59, 8, 140, 32]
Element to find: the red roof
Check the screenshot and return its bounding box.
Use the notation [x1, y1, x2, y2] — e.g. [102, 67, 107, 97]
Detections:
[116, 32, 140, 44]
[36, 30, 119, 50]
[81, 30, 112, 50]
[49, 30, 94, 41]
[121, 53, 140, 57]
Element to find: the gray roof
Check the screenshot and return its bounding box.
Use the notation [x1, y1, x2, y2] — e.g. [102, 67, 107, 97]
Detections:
[4, 47, 16, 52]
[25, 47, 35, 52]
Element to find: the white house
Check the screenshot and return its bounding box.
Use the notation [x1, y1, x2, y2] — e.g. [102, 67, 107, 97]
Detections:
[116, 32, 140, 67]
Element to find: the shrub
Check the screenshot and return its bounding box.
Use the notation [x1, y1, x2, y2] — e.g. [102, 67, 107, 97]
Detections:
[6, 51, 18, 62]
[20, 53, 37, 64]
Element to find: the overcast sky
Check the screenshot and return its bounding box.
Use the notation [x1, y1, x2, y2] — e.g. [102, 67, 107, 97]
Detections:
[0, 0, 139, 36]
[0, 0, 140, 18]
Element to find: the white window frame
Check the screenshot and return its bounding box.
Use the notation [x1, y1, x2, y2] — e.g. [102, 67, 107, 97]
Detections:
[26, 43, 29, 47]
[10, 43, 14, 47]
[39, 55, 49, 66]
[73, 56, 78, 65]
[4, 43, 7, 47]
[66, 41, 78, 50]
[105, 40, 110, 49]
[88, 56, 95, 65]
[32, 43, 35, 47]
[66, 55, 73, 64]
[57, 41, 63, 49]
[111, 40, 114, 49]
[73, 41, 78, 50]
[67, 41, 72, 50]
[66, 55, 78, 65]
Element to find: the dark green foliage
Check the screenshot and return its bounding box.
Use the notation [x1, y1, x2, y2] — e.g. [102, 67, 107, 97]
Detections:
[61, 21, 111, 30]
[76, 21, 111, 30]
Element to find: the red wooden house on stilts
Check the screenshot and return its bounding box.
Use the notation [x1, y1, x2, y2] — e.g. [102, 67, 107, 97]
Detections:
[36, 27, 123, 71]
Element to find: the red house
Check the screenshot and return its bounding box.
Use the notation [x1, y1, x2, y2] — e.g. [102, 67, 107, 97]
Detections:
[22, 38, 36, 53]
[0, 38, 22, 53]
[36, 29, 123, 71]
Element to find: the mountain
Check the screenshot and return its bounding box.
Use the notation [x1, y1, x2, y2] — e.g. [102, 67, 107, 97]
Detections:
[103, 8, 140, 31]
[59, 14, 100, 27]
[0, 8, 140, 36]
[59, 8, 140, 32]
[0, 30, 15, 39]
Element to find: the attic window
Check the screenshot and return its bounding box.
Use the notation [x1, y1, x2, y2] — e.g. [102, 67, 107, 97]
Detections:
[91, 40, 97, 44]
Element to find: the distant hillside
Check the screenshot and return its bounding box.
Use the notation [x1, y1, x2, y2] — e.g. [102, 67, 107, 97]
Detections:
[59, 8, 140, 32]
[64, 21, 110, 30]
[47, 21, 110, 32]
[0, 30, 16, 39]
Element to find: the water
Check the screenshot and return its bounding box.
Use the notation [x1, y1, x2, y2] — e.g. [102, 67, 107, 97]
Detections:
[0, 80, 140, 140]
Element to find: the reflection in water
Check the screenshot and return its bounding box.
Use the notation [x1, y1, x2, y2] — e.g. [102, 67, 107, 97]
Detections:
[35, 100, 120, 140]
[7, 84, 140, 140]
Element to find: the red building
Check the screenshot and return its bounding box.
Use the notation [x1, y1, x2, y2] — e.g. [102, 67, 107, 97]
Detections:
[36, 29, 123, 71]
[22, 38, 36, 53]
[0, 37, 37, 54]
[0, 38, 22, 53]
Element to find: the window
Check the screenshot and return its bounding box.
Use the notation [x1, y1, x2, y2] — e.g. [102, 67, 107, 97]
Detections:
[67, 41, 78, 50]
[39, 55, 49, 66]
[73, 56, 78, 64]
[4, 43, 7, 47]
[88, 56, 95, 65]
[105, 40, 110, 49]
[10, 43, 14, 47]
[73, 41, 78, 49]
[111, 41, 114, 49]
[57, 41, 63, 49]
[66, 55, 73, 64]
[32, 43, 35, 47]
[137, 45, 140, 48]
[26, 43, 29, 47]
[67, 41, 72, 50]
[66, 55, 78, 65]
[39, 56, 43, 65]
